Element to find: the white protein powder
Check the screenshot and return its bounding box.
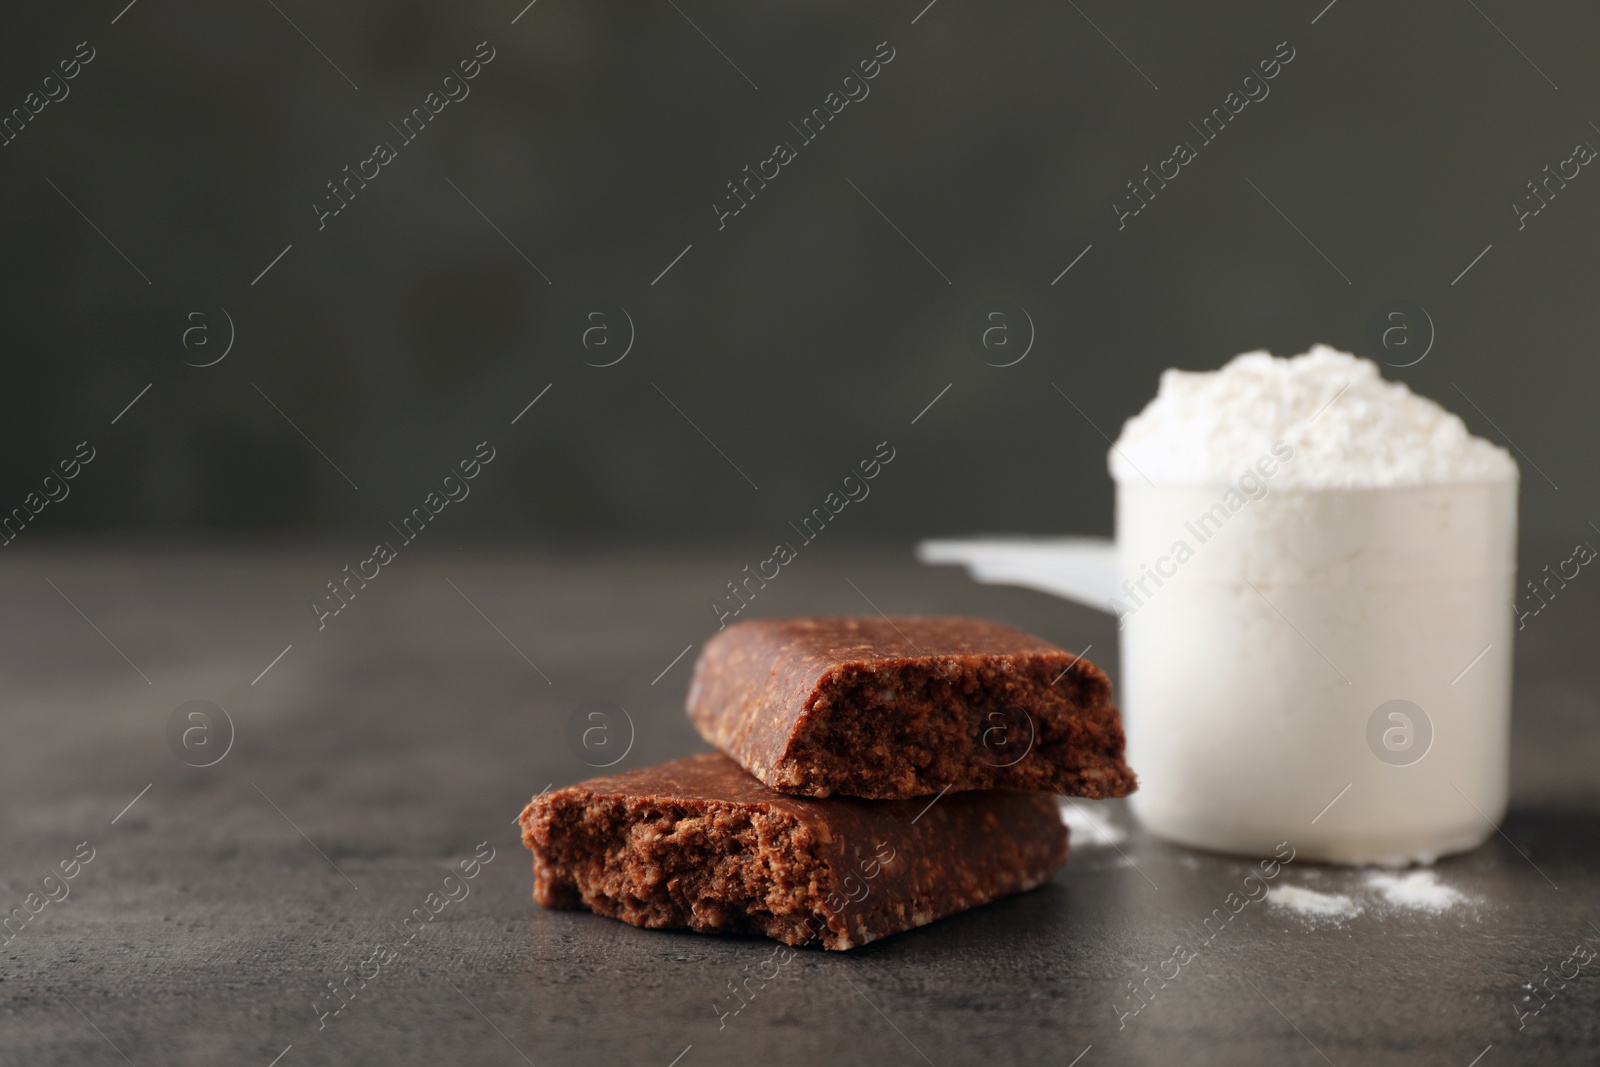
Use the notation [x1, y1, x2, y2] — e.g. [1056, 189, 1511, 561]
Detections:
[1365, 871, 1471, 912]
[1109, 345, 1516, 487]
[1268, 884, 1363, 920]
[1106, 346, 1519, 865]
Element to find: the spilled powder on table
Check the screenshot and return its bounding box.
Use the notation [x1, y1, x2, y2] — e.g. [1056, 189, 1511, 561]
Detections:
[1057, 800, 1126, 847]
[1267, 884, 1362, 921]
[1365, 870, 1470, 912]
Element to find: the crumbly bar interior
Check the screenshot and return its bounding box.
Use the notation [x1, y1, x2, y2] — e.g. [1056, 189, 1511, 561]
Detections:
[777, 659, 1131, 798]
[529, 795, 842, 948]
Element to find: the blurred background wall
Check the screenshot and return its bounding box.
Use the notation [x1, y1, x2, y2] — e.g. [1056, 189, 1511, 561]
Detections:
[1, 0, 1593, 551]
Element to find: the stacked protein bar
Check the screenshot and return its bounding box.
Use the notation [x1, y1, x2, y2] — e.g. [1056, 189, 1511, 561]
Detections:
[517, 616, 1136, 950]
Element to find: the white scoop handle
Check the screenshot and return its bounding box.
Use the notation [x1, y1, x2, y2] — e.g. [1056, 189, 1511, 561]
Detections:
[916, 537, 1121, 614]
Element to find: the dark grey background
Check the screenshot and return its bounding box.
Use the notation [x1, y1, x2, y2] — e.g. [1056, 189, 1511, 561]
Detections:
[1, 0, 1593, 550]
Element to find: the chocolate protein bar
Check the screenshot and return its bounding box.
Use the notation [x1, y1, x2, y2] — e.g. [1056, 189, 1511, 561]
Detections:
[517, 753, 1067, 950]
[686, 616, 1136, 799]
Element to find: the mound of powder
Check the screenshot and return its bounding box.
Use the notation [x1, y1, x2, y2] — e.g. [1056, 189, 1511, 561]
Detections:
[1109, 345, 1517, 487]
[1365, 871, 1470, 913]
[1268, 884, 1362, 920]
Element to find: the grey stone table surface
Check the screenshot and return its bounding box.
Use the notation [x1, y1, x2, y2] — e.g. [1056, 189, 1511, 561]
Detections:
[2, 547, 1597, 1067]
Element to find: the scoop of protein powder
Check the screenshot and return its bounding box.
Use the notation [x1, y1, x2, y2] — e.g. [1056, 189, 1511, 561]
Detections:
[1109, 345, 1518, 865]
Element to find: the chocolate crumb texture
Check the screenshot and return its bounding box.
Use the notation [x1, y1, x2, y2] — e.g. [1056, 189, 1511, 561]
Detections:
[685, 616, 1137, 799]
[518, 753, 1068, 951]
